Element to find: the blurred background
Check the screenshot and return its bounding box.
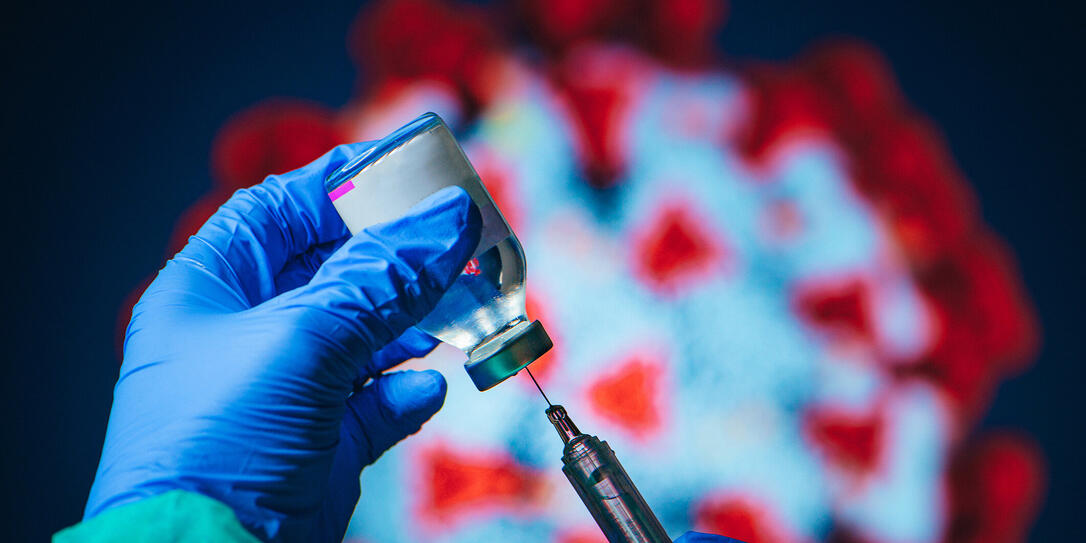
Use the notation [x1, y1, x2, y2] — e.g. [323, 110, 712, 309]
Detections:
[4, 1, 1083, 541]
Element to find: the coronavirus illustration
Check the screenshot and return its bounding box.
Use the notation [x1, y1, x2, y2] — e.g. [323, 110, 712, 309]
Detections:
[124, 1, 1044, 541]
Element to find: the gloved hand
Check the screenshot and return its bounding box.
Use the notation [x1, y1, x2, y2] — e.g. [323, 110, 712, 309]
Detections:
[85, 142, 482, 542]
[674, 532, 744, 542]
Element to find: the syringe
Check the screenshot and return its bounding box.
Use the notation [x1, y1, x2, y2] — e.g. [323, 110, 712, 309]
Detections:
[522, 366, 670, 543]
[544, 403, 672, 543]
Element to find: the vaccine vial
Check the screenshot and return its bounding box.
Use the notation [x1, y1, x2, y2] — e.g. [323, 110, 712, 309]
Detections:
[324, 112, 552, 391]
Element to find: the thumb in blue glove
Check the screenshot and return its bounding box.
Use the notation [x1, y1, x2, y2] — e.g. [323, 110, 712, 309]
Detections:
[85, 142, 482, 542]
[674, 532, 745, 543]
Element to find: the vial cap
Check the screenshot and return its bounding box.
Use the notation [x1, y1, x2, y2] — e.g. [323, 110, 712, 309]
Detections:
[464, 320, 553, 391]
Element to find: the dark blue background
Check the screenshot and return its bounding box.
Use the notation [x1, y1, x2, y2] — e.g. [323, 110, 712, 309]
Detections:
[5, 2, 1082, 540]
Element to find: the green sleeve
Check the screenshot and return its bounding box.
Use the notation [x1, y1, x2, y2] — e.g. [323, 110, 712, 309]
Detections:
[54, 490, 261, 543]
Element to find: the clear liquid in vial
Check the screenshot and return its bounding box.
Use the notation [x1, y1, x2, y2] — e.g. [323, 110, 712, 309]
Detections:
[416, 235, 528, 360]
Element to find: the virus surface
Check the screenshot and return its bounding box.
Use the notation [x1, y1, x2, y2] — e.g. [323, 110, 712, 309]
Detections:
[125, 1, 1044, 541]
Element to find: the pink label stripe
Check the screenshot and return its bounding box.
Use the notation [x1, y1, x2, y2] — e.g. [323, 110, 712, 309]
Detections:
[328, 180, 356, 202]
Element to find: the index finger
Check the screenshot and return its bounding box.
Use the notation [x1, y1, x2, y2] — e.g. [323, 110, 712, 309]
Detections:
[175, 142, 375, 307]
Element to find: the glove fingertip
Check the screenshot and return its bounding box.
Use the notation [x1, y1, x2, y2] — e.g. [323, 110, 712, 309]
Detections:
[397, 327, 442, 357]
[381, 370, 447, 423]
[459, 187, 483, 246]
[420, 368, 448, 398]
[674, 531, 746, 543]
[421, 185, 482, 255]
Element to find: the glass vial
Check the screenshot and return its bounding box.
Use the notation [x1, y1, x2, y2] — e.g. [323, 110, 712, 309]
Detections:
[324, 112, 552, 391]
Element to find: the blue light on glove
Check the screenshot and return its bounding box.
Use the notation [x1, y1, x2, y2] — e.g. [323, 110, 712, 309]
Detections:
[84, 142, 482, 542]
[674, 531, 745, 543]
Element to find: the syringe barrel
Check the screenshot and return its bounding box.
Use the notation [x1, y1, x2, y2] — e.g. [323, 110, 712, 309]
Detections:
[561, 435, 671, 543]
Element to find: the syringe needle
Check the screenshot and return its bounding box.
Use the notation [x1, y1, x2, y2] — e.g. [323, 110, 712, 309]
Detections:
[525, 367, 552, 407]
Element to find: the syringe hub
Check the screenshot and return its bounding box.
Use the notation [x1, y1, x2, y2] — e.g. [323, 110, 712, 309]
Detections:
[546, 405, 582, 444]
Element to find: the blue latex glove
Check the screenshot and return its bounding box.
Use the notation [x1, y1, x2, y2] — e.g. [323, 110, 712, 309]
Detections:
[85, 142, 482, 542]
[674, 532, 744, 542]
